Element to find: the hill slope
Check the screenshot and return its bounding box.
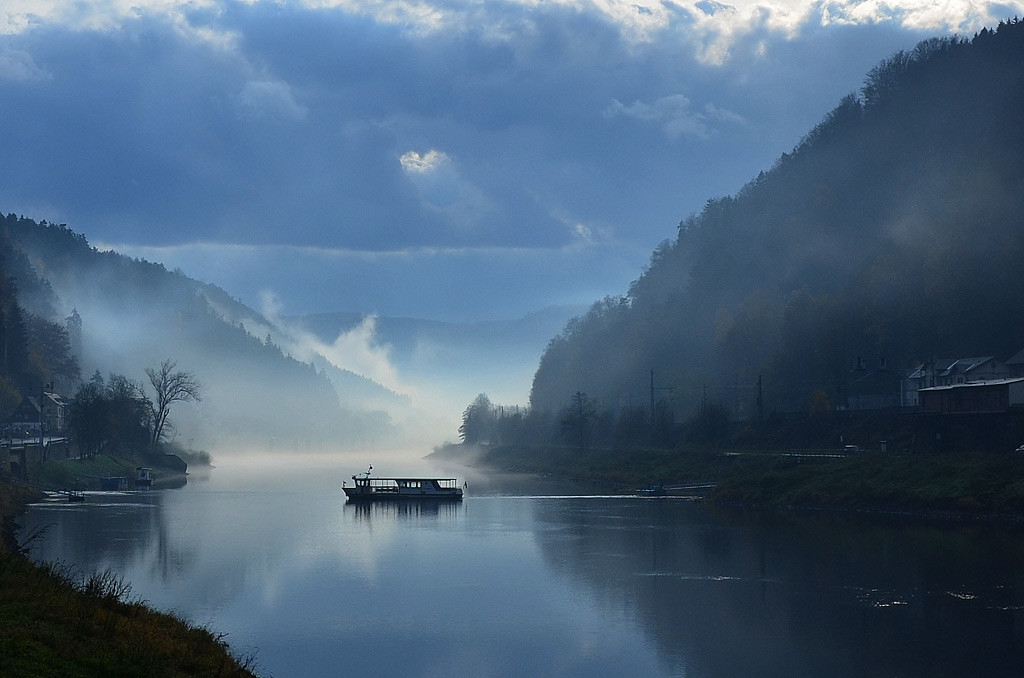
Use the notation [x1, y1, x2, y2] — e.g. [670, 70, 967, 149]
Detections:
[2, 215, 404, 450]
[530, 21, 1024, 417]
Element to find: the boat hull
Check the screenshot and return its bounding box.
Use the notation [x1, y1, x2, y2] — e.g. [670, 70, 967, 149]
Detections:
[343, 488, 462, 502]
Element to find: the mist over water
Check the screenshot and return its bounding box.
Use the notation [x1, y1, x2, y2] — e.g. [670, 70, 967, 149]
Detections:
[8, 8, 1024, 677]
[19, 456, 1024, 678]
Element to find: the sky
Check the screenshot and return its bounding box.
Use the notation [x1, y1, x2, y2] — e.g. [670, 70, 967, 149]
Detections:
[1, 0, 1020, 323]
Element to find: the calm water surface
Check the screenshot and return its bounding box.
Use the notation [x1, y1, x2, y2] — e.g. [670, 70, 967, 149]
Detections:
[18, 455, 1024, 677]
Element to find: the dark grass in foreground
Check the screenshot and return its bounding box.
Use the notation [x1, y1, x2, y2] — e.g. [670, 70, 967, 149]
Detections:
[454, 444, 1024, 517]
[0, 481, 261, 678]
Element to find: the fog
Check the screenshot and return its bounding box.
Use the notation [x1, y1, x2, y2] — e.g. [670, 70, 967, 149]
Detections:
[530, 26, 1024, 417]
[10, 218, 562, 456]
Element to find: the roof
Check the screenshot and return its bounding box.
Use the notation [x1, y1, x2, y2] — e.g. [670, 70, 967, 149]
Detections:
[918, 377, 1024, 392]
[354, 477, 458, 481]
[908, 357, 995, 379]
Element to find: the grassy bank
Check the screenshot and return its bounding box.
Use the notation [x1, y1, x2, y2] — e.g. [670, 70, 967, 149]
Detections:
[31, 454, 187, 491]
[445, 443, 1024, 518]
[34, 454, 169, 491]
[0, 478, 261, 678]
[711, 451, 1024, 515]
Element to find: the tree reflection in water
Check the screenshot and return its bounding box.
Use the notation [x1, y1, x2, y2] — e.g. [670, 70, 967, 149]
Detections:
[19, 472, 1024, 678]
[531, 498, 1024, 678]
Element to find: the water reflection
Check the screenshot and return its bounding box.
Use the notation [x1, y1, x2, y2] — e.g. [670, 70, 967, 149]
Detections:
[346, 500, 464, 522]
[25, 492, 163, 574]
[17, 467, 1024, 678]
[531, 499, 1024, 678]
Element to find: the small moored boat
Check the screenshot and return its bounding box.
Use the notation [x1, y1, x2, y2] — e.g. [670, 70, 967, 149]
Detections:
[135, 467, 154, 489]
[343, 466, 463, 502]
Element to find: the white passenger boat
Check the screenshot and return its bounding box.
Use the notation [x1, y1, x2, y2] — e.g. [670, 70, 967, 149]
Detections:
[343, 467, 463, 501]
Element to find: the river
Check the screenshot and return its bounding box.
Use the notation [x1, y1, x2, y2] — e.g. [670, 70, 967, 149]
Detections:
[17, 454, 1024, 677]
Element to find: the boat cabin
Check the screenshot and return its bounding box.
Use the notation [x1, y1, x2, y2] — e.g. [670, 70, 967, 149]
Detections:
[344, 473, 463, 501]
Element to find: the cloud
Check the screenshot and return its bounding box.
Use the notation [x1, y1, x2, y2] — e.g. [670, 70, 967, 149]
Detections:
[255, 291, 406, 392]
[572, 222, 594, 243]
[3, 0, 1016, 322]
[396, 148, 494, 227]
[0, 1, 223, 36]
[2, 0, 1020, 48]
[399, 149, 449, 173]
[96, 240, 650, 321]
[0, 47, 49, 81]
[604, 94, 745, 139]
[816, 0, 1019, 31]
[238, 79, 308, 121]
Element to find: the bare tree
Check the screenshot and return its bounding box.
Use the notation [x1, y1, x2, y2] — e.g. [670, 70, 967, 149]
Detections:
[145, 359, 201, 446]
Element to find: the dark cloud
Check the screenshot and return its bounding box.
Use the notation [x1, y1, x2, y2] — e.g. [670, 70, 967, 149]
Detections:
[0, 1, 964, 317]
[103, 241, 649, 322]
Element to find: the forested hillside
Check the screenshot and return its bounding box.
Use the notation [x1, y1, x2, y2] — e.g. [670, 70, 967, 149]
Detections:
[530, 20, 1024, 418]
[0, 224, 80, 415]
[1, 215, 401, 450]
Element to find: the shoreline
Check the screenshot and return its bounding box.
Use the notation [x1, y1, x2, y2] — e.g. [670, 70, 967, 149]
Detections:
[435, 442, 1024, 523]
[31, 453, 190, 492]
[0, 468, 262, 677]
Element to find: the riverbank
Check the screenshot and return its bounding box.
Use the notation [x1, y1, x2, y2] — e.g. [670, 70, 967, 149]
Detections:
[34, 453, 188, 491]
[435, 443, 1024, 519]
[0, 476, 261, 677]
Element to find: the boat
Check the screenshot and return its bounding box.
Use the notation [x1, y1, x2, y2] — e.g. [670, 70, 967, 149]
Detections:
[636, 484, 667, 497]
[343, 466, 463, 502]
[134, 467, 154, 489]
[100, 475, 129, 491]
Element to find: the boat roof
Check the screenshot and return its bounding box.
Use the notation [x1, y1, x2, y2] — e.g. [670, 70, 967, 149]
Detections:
[352, 476, 458, 481]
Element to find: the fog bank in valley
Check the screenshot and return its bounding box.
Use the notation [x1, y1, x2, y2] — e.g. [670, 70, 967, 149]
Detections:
[5, 216, 569, 456]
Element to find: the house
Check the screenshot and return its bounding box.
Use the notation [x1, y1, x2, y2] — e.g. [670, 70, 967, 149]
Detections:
[904, 357, 1009, 407]
[6, 391, 66, 436]
[1005, 347, 1024, 377]
[918, 378, 1024, 413]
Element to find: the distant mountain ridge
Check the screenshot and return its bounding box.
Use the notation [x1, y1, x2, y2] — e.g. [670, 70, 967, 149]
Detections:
[530, 20, 1024, 416]
[292, 304, 586, 409]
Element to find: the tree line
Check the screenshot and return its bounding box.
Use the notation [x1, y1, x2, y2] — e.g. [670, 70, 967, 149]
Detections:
[457, 391, 730, 452]
[70, 360, 201, 459]
[529, 19, 1024, 421]
[0, 225, 81, 416]
[1, 214, 202, 459]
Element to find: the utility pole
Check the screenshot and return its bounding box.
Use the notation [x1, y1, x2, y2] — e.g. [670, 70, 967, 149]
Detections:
[36, 382, 53, 460]
[757, 375, 764, 422]
[649, 369, 677, 423]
